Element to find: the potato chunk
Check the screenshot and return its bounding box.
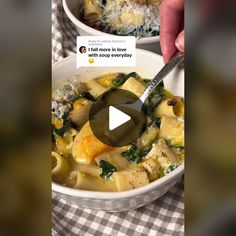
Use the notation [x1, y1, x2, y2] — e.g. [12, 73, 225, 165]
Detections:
[70, 98, 92, 127]
[96, 73, 124, 87]
[121, 77, 145, 97]
[55, 129, 77, 156]
[159, 116, 184, 146]
[173, 97, 184, 118]
[144, 139, 178, 169]
[142, 157, 160, 181]
[113, 168, 149, 191]
[155, 96, 184, 118]
[137, 124, 159, 149]
[155, 99, 177, 118]
[72, 122, 112, 164]
[52, 114, 63, 129]
[73, 135, 111, 164]
[85, 79, 108, 97]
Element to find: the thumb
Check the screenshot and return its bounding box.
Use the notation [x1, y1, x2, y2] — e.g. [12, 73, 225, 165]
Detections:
[175, 30, 184, 52]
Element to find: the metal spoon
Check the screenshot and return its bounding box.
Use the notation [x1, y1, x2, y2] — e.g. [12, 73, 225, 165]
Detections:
[139, 52, 184, 104]
[116, 52, 184, 133]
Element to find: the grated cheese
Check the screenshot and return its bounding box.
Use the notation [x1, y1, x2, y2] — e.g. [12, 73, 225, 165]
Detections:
[52, 81, 78, 119]
[95, 0, 160, 37]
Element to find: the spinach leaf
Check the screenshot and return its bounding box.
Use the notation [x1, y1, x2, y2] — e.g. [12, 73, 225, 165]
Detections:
[172, 145, 184, 151]
[143, 102, 155, 116]
[152, 117, 161, 128]
[139, 78, 150, 86]
[164, 164, 179, 175]
[165, 140, 184, 151]
[122, 145, 151, 164]
[122, 145, 140, 162]
[99, 0, 106, 5]
[153, 81, 164, 93]
[143, 81, 165, 116]
[110, 77, 126, 88]
[146, 117, 161, 129]
[52, 115, 71, 136]
[99, 160, 117, 179]
[77, 92, 95, 101]
[110, 72, 140, 88]
[124, 72, 140, 80]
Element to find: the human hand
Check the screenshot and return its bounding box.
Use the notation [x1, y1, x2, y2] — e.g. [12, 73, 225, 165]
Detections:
[160, 0, 184, 63]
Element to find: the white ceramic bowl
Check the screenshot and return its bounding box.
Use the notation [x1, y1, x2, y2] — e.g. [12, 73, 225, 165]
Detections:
[62, 0, 160, 51]
[52, 49, 184, 212]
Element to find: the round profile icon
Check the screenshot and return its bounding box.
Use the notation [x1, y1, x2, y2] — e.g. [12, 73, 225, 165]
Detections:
[79, 46, 87, 54]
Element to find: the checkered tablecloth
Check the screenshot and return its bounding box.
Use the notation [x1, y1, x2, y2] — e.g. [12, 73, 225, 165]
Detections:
[52, 0, 184, 235]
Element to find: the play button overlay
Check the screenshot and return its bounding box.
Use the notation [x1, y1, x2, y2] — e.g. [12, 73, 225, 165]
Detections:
[89, 89, 146, 147]
[109, 106, 131, 131]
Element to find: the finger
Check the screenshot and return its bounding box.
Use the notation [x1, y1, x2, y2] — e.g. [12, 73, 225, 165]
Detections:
[160, 0, 184, 63]
[175, 30, 184, 52]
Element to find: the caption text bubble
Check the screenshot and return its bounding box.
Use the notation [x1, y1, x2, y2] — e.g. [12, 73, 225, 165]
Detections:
[76, 36, 136, 68]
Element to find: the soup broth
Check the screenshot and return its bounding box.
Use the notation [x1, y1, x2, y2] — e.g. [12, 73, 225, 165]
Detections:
[52, 72, 184, 191]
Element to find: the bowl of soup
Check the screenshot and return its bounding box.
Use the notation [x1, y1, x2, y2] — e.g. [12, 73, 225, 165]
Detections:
[52, 49, 184, 211]
[62, 0, 163, 50]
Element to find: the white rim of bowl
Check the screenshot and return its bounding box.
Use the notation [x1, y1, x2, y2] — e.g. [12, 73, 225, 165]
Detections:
[52, 49, 184, 199]
[52, 164, 184, 199]
[62, 0, 160, 44]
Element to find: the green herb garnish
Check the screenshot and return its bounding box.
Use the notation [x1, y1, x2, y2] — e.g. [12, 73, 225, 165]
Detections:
[99, 160, 117, 179]
[110, 72, 140, 88]
[164, 164, 179, 175]
[153, 81, 164, 93]
[152, 117, 161, 128]
[52, 118, 71, 136]
[165, 140, 184, 151]
[122, 145, 151, 164]
[110, 77, 126, 88]
[52, 112, 71, 137]
[146, 117, 161, 129]
[143, 81, 165, 116]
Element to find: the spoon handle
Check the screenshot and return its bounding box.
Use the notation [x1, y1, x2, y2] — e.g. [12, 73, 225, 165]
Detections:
[139, 52, 184, 103]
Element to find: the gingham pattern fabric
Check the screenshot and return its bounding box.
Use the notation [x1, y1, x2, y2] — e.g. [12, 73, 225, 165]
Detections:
[52, 0, 184, 235]
[52, 180, 184, 236]
[52, 0, 78, 63]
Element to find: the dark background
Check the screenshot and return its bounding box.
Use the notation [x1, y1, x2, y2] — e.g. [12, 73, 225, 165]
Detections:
[0, 0, 51, 235]
[185, 0, 236, 235]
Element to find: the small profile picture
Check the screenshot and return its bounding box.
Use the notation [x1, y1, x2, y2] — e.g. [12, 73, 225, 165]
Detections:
[79, 46, 87, 54]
